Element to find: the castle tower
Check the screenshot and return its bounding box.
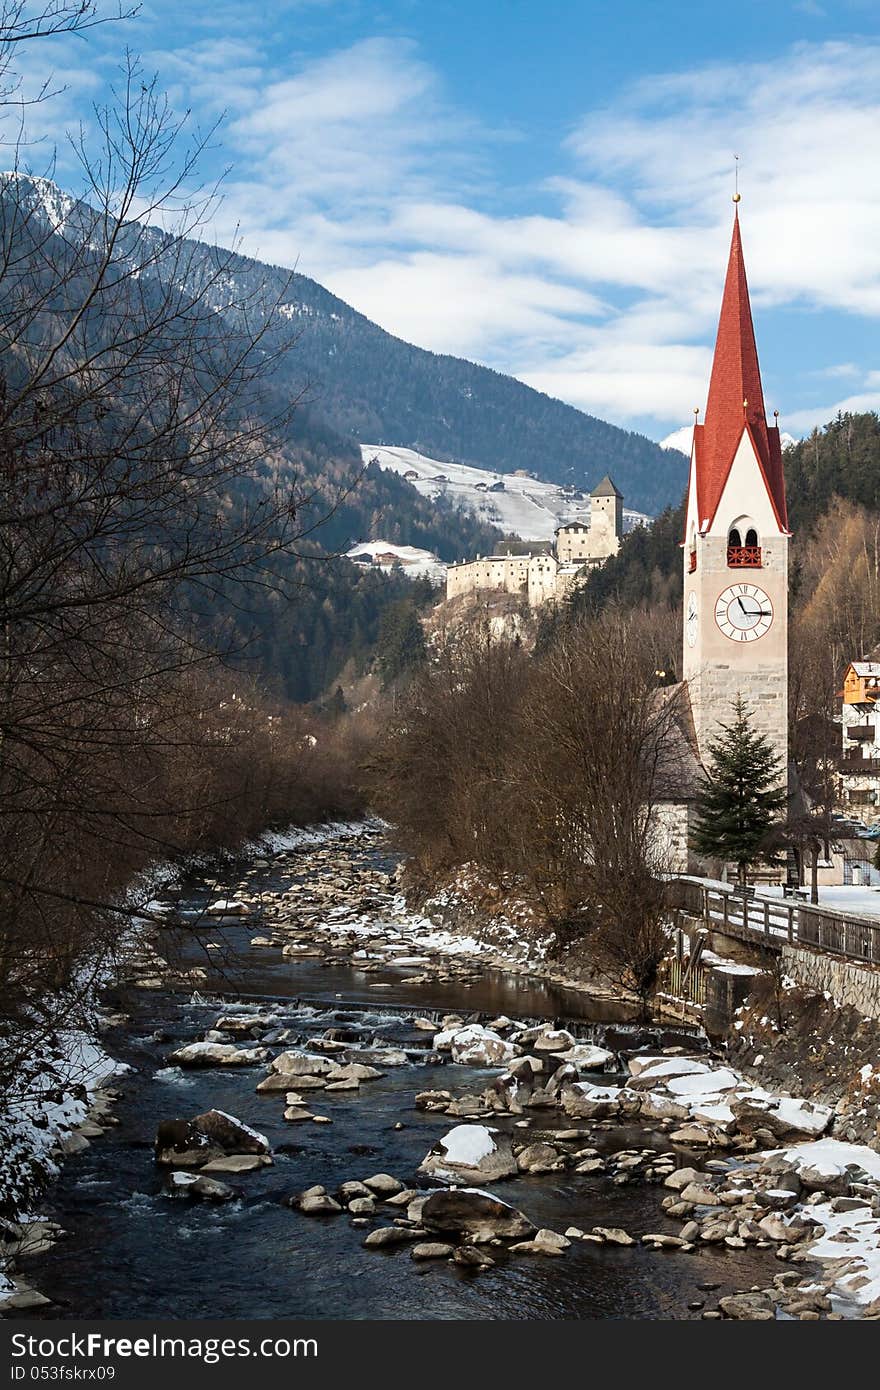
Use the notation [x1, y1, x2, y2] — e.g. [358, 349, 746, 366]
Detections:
[682, 204, 789, 776]
[591, 474, 623, 540]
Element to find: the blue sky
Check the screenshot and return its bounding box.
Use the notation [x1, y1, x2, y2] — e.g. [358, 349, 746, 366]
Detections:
[10, 0, 880, 442]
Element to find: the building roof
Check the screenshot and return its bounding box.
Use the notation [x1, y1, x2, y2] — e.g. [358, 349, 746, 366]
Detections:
[692, 210, 788, 533]
[849, 662, 880, 679]
[591, 474, 622, 498]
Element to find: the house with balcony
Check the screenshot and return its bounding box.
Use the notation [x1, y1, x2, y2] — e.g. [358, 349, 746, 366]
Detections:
[839, 660, 880, 825]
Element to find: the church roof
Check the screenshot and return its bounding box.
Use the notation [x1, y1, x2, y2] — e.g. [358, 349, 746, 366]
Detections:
[591, 474, 622, 498]
[692, 210, 788, 532]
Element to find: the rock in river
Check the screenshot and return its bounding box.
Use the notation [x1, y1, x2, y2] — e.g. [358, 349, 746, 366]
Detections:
[418, 1124, 517, 1184]
[155, 1110, 270, 1168]
[167, 1172, 233, 1202]
[168, 1042, 268, 1069]
[420, 1189, 535, 1242]
[434, 1025, 517, 1068]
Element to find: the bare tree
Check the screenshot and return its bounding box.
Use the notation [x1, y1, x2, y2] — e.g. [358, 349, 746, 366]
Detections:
[513, 610, 685, 1018]
[0, 21, 349, 1070]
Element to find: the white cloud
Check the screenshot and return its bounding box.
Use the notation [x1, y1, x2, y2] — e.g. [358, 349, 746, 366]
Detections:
[10, 21, 880, 434]
[203, 33, 880, 429]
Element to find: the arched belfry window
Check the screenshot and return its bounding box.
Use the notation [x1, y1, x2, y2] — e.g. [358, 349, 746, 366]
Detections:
[727, 517, 762, 568]
[688, 521, 697, 573]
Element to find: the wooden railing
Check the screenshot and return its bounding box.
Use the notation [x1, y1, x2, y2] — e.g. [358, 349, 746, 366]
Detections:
[839, 756, 880, 774]
[666, 876, 880, 966]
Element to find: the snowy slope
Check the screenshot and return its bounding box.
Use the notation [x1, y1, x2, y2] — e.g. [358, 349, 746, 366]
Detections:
[346, 540, 445, 584]
[363, 445, 651, 543]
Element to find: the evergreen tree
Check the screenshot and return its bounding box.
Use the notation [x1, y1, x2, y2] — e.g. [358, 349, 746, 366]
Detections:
[691, 695, 787, 884]
[376, 600, 427, 689]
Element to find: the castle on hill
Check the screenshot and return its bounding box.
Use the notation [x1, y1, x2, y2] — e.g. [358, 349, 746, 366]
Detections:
[445, 475, 624, 607]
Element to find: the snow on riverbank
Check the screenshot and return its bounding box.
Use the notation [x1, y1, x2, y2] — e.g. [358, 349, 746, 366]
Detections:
[0, 815, 382, 1306]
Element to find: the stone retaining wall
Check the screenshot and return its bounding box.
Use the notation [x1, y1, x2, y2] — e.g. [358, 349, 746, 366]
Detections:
[781, 943, 880, 1019]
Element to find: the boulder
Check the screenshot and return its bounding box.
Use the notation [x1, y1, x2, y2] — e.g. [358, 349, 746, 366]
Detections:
[532, 1029, 576, 1053]
[168, 1042, 267, 1068]
[418, 1124, 517, 1184]
[345, 1048, 409, 1067]
[166, 1172, 232, 1202]
[515, 1143, 561, 1173]
[411, 1242, 455, 1260]
[270, 1052, 337, 1076]
[453, 1246, 494, 1269]
[718, 1292, 775, 1320]
[436, 1025, 517, 1067]
[559, 1044, 613, 1071]
[200, 1154, 272, 1173]
[214, 1014, 276, 1034]
[415, 1090, 452, 1112]
[575, 1157, 606, 1175]
[347, 1197, 376, 1215]
[205, 899, 249, 915]
[298, 1189, 343, 1215]
[637, 1091, 691, 1123]
[339, 1180, 373, 1201]
[189, 1110, 269, 1155]
[510, 1228, 570, 1256]
[363, 1226, 423, 1249]
[561, 1084, 621, 1120]
[420, 1189, 535, 1242]
[591, 1227, 635, 1246]
[155, 1110, 269, 1167]
[664, 1167, 700, 1191]
[731, 1093, 832, 1142]
[363, 1173, 403, 1196]
[679, 1182, 722, 1207]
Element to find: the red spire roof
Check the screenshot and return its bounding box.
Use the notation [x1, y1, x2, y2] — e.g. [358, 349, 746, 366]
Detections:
[691, 210, 788, 531]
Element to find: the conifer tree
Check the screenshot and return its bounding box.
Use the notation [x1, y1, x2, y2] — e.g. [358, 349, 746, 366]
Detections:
[691, 695, 787, 884]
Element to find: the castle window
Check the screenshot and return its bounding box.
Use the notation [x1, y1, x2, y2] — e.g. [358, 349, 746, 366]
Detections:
[727, 519, 761, 568]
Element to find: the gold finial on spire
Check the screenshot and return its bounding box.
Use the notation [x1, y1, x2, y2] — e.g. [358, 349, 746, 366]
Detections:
[694, 406, 700, 418]
[733, 153, 741, 203]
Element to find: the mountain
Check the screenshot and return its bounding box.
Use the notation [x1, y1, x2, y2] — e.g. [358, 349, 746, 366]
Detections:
[272, 287, 684, 513]
[3, 176, 683, 516]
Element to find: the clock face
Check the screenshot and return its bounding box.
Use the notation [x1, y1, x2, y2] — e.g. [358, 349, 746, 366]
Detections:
[714, 583, 773, 642]
[686, 592, 698, 648]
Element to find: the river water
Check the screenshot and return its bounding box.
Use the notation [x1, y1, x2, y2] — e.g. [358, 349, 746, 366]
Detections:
[13, 826, 783, 1320]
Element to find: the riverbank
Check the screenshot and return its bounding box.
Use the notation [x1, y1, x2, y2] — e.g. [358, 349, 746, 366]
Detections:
[3, 818, 880, 1320]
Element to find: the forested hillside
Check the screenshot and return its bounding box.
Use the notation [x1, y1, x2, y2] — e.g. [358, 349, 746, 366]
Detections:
[6, 176, 682, 516]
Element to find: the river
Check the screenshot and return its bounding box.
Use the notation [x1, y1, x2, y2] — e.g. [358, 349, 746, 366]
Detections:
[12, 823, 784, 1320]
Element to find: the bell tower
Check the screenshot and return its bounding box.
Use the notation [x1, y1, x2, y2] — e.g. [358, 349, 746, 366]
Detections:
[682, 201, 789, 776]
